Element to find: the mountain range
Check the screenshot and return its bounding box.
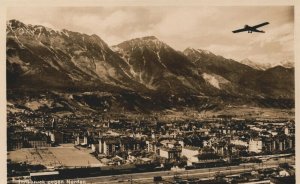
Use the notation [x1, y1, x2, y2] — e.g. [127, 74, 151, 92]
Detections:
[6, 20, 295, 114]
[240, 58, 293, 71]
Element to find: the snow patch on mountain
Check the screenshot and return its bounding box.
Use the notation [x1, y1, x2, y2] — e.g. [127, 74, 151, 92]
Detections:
[156, 51, 167, 69]
[7, 56, 30, 71]
[144, 76, 157, 90]
[202, 73, 230, 89]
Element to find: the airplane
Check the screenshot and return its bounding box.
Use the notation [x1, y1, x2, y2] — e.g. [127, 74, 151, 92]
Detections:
[232, 22, 269, 33]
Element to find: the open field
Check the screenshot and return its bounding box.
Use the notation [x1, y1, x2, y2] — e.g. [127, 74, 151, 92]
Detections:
[214, 106, 294, 119]
[156, 106, 294, 121]
[8, 145, 103, 168]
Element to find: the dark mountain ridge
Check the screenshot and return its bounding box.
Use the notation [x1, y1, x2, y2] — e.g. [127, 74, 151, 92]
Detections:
[7, 19, 148, 92]
[183, 48, 294, 99]
[6, 20, 295, 113]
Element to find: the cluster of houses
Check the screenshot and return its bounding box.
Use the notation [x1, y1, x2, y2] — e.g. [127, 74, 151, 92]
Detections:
[8, 114, 295, 167]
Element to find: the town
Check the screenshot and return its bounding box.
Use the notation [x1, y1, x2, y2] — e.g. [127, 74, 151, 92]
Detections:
[7, 110, 295, 184]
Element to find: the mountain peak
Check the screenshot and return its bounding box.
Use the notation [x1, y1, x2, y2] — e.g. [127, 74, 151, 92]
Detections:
[114, 35, 170, 52]
[279, 59, 294, 68]
[140, 36, 158, 40]
[7, 19, 27, 30]
[184, 47, 212, 55]
[240, 58, 273, 70]
[240, 58, 294, 70]
[8, 19, 23, 25]
[267, 65, 293, 72]
[125, 36, 160, 43]
[240, 58, 252, 63]
[7, 19, 59, 37]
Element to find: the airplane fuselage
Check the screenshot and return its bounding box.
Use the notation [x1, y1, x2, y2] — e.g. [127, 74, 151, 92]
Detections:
[244, 25, 264, 33]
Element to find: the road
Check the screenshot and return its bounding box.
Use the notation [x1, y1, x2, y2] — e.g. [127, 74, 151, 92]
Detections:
[67, 157, 295, 184]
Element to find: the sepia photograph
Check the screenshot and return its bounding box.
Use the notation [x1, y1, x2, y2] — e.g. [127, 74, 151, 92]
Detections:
[5, 4, 296, 184]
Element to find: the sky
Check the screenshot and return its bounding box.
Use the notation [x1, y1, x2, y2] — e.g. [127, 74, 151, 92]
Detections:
[7, 6, 294, 65]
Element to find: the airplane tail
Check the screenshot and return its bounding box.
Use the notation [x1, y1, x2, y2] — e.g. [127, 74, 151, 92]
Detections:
[254, 29, 265, 33]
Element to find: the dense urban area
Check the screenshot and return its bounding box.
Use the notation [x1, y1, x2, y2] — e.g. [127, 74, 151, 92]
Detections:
[7, 110, 295, 184]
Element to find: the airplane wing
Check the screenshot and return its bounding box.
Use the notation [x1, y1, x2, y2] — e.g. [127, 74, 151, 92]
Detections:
[252, 22, 269, 29]
[232, 28, 248, 33]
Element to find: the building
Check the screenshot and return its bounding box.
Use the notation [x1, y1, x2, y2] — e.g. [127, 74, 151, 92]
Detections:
[160, 139, 178, 148]
[248, 138, 263, 153]
[99, 138, 120, 156]
[120, 137, 141, 152]
[7, 136, 23, 150]
[52, 131, 64, 144]
[146, 140, 157, 152]
[284, 127, 295, 136]
[181, 146, 200, 164]
[27, 133, 51, 148]
[212, 141, 228, 156]
[230, 139, 248, 147]
[75, 135, 85, 146]
[98, 136, 142, 156]
[159, 147, 181, 159]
